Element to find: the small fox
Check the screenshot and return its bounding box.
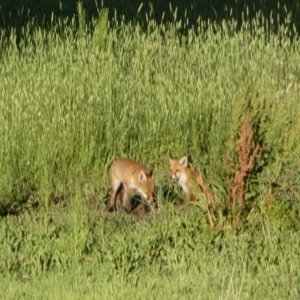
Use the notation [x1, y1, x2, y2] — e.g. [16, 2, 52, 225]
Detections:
[108, 158, 154, 213]
[169, 155, 214, 207]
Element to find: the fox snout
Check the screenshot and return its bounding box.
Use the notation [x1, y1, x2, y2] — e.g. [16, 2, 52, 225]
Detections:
[170, 174, 178, 181]
[144, 194, 154, 205]
[138, 188, 154, 206]
[146, 198, 153, 205]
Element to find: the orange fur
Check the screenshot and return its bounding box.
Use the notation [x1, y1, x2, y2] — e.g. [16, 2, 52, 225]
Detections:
[169, 155, 206, 202]
[109, 158, 154, 212]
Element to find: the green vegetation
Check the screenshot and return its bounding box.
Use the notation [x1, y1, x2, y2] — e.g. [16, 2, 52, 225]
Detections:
[0, 6, 300, 299]
[1, 204, 300, 299]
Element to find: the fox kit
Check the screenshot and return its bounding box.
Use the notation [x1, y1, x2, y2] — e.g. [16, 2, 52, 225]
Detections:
[169, 155, 214, 207]
[109, 158, 154, 213]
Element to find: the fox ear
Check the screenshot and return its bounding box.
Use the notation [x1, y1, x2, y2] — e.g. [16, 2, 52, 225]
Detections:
[138, 170, 147, 182]
[179, 156, 188, 167]
[169, 155, 174, 163]
[148, 169, 154, 177]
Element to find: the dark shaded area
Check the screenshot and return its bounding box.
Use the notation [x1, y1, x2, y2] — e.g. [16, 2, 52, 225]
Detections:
[102, 185, 187, 222]
[0, 0, 299, 33]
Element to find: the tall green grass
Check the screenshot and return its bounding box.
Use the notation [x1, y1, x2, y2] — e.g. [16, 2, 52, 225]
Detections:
[1, 12, 299, 214]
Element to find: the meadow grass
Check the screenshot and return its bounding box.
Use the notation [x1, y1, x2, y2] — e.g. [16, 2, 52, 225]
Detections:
[0, 14, 299, 214]
[1, 198, 300, 299]
[0, 9, 300, 299]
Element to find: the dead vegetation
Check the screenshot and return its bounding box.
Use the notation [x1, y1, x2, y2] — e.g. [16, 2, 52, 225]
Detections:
[231, 108, 263, 213]
[193, 107, 264, 228]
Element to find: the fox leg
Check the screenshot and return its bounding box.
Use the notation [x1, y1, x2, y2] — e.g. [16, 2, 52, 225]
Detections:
[122, 184, 131, 213]
[109, 178, 122, 211]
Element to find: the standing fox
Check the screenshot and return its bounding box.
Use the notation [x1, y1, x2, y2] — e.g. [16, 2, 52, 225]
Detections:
[169, 155, 215, 207]
[109, 158, 154, 213]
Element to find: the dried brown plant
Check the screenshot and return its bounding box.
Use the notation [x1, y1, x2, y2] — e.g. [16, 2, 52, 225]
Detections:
[231, 108, 263, 212]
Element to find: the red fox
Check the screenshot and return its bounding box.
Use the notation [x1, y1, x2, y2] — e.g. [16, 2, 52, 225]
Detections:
[108, 158, 154, 213]
[169, 155, 215, 207]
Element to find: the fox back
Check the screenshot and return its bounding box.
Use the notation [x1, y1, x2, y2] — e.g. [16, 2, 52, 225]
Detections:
[109, 158, 154, 212]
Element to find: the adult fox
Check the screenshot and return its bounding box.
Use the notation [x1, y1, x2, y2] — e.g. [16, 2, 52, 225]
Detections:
[109, 158, 154, 213]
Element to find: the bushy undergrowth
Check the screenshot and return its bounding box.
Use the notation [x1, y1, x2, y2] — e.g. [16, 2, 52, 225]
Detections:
[0, 7, 300, 298]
